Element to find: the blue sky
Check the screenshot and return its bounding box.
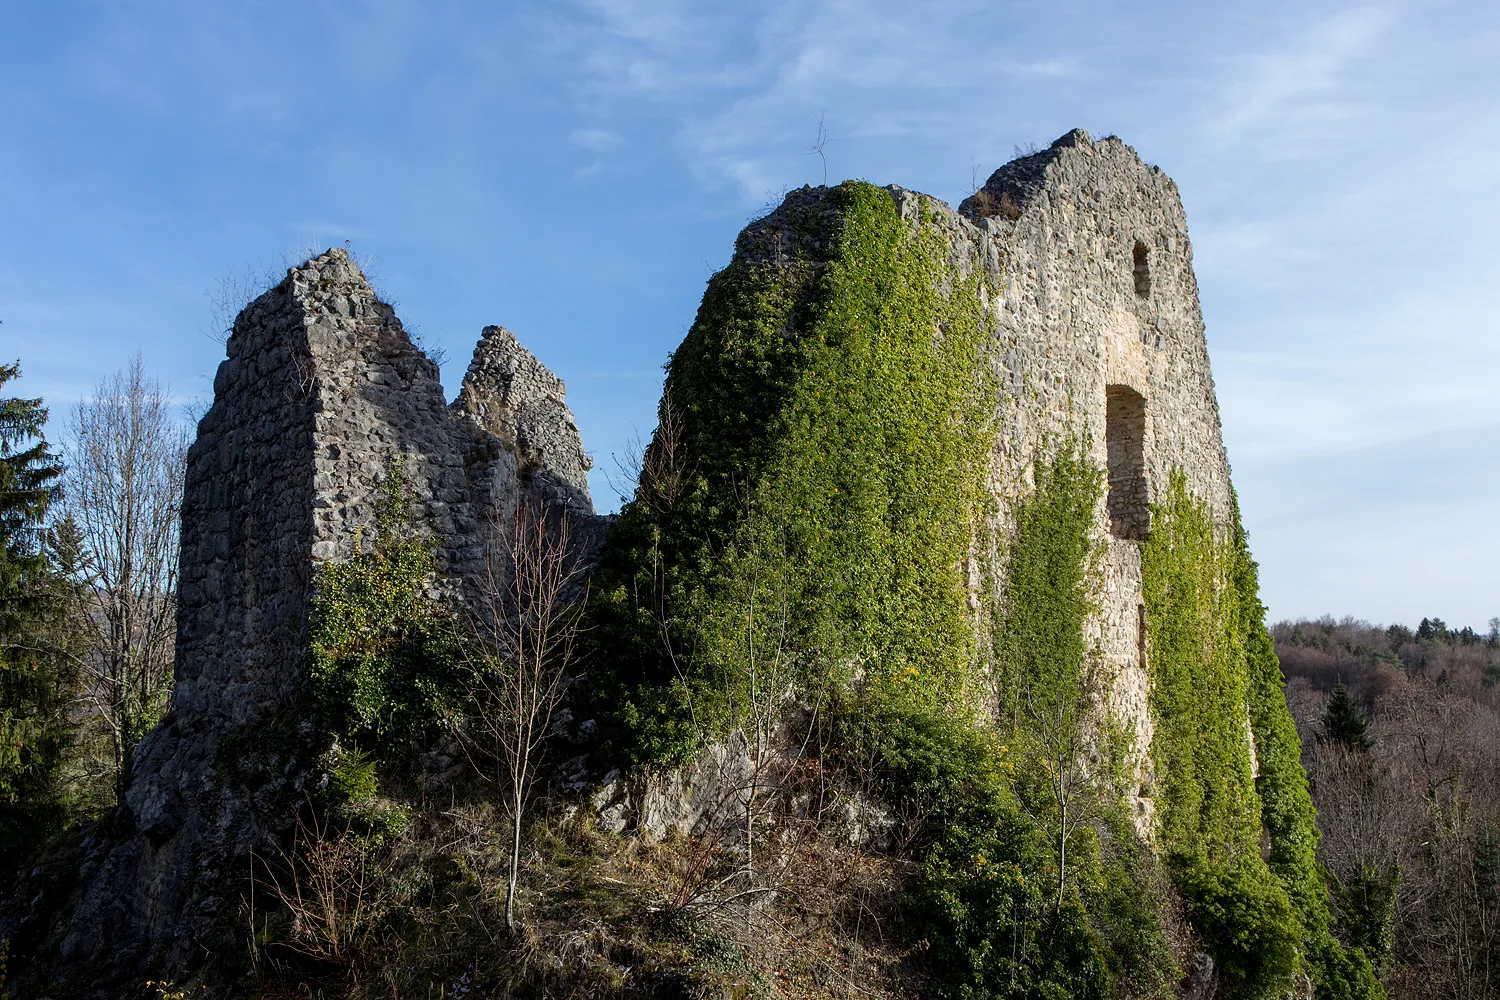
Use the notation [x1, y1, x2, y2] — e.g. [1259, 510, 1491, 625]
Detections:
[2, 0, 1496, 629]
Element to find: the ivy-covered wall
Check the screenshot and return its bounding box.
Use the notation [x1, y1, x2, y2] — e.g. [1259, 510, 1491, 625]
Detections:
[586, 180, 996, 766]
[1143, 473, 1381, 998]
[583, 134, 1381, 999]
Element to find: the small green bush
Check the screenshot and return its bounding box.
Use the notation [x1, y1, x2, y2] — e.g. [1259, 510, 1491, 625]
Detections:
[308, 461, 462, 757]
[322, 743, 378, 804]
[831, 689, 1176, 1000]
[1172, 854, 1300, 996]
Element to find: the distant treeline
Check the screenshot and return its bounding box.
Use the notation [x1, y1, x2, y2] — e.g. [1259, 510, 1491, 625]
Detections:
[1275, 616, 1500, 1000]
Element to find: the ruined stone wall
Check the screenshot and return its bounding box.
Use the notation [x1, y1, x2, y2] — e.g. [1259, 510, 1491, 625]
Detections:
[569, 136, 1237, 847]
[876, 131, 1234, 830]
[37, 249, 599, 989]
[12, 135, 1241, 987]
[962, 129, 1235, 828]
[453, 324, 594, 520]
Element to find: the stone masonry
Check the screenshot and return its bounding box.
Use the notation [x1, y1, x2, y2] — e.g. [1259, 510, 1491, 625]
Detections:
[566, 131, 1238, 844]
[962, 129, 1235, 828]
[37, 249, 599, 987]
[11, 131, 1238, 986]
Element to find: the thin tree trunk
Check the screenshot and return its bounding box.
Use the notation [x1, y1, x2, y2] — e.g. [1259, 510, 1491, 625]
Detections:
[1056, 769, 1066, 913]
[507, 782, 522, 931]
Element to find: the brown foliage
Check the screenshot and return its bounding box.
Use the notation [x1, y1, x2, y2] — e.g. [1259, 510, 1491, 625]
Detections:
[966, 188, 1022, 221]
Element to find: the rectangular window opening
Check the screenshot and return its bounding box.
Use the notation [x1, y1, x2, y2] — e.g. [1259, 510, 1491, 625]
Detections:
[1107, 385, 1149, 540]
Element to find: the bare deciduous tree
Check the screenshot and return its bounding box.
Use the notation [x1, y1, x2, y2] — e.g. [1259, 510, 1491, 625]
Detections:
[460, 499, 586, 931]
[64, 355, 188, 801]
[611, 387, 689, 512]
[1019, 664, 1106, 914]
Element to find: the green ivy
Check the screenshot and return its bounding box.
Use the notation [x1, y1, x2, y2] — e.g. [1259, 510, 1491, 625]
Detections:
[586, 181, 995, 766]
[308, 461, 461, 760]
[822, 445, 1174, 1000]
[579, 177, 1365, 1000]
[1144, 473, 1382, 999]
[1232, 496, 1383, 999]
[992, 440, 1110, 779]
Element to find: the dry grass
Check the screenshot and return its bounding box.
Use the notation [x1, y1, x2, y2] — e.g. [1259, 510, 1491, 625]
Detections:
[965, 188, 1022, 221]
[234, 791, 923, 1000]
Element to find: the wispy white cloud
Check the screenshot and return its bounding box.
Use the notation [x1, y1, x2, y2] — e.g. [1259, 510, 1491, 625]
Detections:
[1212, 6, 1392, 140]
[550, 0, 1090, 199]
[570, 127, 625, 151]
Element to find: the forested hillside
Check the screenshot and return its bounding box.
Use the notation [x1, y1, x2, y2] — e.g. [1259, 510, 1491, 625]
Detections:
[1276, 617, 1500, 1000]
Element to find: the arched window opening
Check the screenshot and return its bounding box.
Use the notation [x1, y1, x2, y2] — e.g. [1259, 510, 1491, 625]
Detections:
[1132, 241, 1151, 298]
[1106, 385, 1149, 539]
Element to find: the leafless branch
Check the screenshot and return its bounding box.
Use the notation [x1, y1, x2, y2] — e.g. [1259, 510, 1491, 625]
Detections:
[63, 354, 189, 801]
[458, 498, 587, 931]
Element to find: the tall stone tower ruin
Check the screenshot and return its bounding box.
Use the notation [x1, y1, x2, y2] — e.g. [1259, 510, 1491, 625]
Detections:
[962, 129, 1235, 819]
[48, 249, 598, 979]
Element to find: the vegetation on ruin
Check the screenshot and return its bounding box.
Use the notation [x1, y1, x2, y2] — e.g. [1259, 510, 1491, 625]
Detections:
[584, 178, 1371, 998]
[829, 443, 1174, 1000]
[6, 190, 1495, 999]
[308, 460, 462, 766]
[586, 180, 997, 766]
[1143, 473, 1381, 999]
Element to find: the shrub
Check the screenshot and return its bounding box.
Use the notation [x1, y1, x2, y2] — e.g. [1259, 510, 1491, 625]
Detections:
[1172, 855, 1300, 996]
[308, 460, 462, 758]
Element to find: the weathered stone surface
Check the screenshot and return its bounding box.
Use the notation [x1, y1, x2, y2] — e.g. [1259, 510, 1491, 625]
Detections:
[961, 130, 1235, 829]
[453, 324, 594, 519]
[9, 130, 1243, 987]
[15, 249, 599, 992]
[596, 131, 1237, 841]
[580, 729, 895, 851]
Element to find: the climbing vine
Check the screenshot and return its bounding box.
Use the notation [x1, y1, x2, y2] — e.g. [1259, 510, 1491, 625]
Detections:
[581, 177, 1373, 1000]
[587, 181, 996, 765]
[308, 460, 461, 761]
[992, 440, 1102, 742]
[1143, 472, 1381, 999]
[831, 443, 1173, 1000]
[1233, 496, 1383, 1000]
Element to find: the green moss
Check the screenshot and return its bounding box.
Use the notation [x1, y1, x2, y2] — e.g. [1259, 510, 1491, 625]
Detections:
[587, 182, 995, 765]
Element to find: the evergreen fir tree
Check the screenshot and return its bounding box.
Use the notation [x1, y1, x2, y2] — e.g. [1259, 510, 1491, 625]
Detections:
[1321, 683, 1372, 752]
[0, 358, 70, 875]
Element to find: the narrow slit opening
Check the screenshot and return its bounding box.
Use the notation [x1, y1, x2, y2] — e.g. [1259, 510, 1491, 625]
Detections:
[1132, 241, 1151, 298]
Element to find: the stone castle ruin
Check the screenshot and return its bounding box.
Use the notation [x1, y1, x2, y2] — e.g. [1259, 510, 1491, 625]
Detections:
[963, 129, 1235, 823]
[40, 250, 604, 978]
[15, 130, 1266, 989]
